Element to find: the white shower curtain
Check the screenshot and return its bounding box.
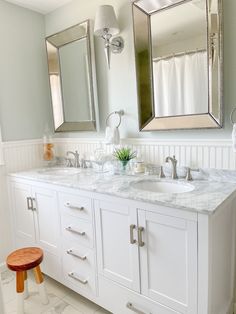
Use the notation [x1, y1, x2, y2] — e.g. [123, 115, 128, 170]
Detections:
[153, 51, 208, 117]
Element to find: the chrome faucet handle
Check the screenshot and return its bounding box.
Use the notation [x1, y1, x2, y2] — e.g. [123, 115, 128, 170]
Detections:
[80, 159, 87, 169]
[74, 150, 80, 168]
[186, 168, 200, 181]
[66, 158, 73, 168]
[186, 168, 193, 181]
[159, 166, 166, 178]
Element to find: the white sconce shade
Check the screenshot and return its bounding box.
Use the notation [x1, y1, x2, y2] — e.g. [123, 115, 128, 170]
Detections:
[94, 5, 120, 36]
[94, 5, 124, 69]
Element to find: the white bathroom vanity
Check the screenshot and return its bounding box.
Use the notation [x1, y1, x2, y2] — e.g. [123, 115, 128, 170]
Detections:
[8, 168, 236, 314]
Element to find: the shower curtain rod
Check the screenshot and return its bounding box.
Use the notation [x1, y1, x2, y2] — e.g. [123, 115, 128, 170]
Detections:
[153, 48, 207, 62]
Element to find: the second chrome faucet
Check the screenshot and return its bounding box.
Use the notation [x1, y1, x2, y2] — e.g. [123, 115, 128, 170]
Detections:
[66, 150, 80, 168]
[165, 155, 178, 179]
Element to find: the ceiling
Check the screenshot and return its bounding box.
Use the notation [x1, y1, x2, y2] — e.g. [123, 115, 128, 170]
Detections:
[151, 0, 207, 47]
[134, 0, 207, 52]
[4, 0, 73, 14]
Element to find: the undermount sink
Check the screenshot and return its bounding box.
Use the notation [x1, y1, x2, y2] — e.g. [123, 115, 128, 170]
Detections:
[37, 167, 81, 176]
[130, 180, 195, 194]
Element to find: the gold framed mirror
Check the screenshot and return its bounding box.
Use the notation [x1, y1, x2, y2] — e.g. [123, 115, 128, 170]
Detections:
[132, 0, 223, 131]
[46, 20, 99, 132]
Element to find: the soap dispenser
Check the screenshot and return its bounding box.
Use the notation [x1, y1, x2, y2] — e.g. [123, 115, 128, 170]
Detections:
[43, 125, 54, 161]
[133, 152, 145, 174]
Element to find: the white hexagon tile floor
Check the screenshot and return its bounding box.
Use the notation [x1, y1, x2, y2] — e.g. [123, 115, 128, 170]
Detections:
[1, 269, 111, 314]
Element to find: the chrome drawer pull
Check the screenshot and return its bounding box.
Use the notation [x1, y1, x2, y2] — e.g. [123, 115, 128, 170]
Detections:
[130, 224, 136, 244]
[27, 197, 36, 211]
[138, 227, 145, 247]
[26, 197, 33, 210]
[126, 302, 151, 314]
[66, 249, 87, 260]
[64, 202, 84, 211]
[31, 197, 37, 211]
[65, 226, 86, 236]
[68, 272, 88, 284]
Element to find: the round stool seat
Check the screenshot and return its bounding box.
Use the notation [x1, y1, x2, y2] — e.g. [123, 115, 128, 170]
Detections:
[7, 247, 43, 272]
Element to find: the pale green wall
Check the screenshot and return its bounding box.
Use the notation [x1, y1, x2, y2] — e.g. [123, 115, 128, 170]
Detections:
[0, 0, 235, 141]
[0, 0, 53, 141]
[45, 0, 236, 140]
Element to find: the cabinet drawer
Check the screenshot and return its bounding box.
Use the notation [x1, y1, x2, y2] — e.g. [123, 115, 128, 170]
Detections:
[99, 276, 180, 314]
[62, 245, 96, 296]
[61, 215, 94, 248]
[59, 192, 92, 221]
[62, 239, 95, 265]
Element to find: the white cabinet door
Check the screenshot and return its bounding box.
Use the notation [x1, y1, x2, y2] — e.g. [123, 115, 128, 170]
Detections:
[95, 200, 140, 292]
[32, 186, 60, 256]
[138, 210, 197, 314]
[11, 181, 35, 247]
[10, 180, 61, 280]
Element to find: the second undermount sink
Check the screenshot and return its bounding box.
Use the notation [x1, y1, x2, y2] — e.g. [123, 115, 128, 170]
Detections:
[130, 180, 195, 194]
[37, 167, 81, 176]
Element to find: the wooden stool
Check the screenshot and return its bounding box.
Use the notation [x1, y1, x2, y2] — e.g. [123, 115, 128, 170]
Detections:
[6, 247, 49, 314]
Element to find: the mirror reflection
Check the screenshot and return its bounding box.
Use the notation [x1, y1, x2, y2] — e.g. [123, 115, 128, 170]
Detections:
[151, 0, 208, 117]
[132, 0, 223, 131]
[46, 21, 98, 132]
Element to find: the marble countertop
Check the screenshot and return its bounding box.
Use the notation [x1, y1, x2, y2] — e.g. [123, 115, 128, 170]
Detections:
[9, 167, 236, 215]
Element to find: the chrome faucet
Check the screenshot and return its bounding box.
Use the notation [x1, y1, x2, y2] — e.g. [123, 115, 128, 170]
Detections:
[165, 155, 178, 179]
[66, 150, 80, 168]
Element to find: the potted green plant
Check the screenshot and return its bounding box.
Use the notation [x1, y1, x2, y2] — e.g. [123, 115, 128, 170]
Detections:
[113, 147, 137, 174]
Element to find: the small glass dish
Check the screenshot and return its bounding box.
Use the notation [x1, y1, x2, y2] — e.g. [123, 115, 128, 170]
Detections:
[91, 148, 112, 173]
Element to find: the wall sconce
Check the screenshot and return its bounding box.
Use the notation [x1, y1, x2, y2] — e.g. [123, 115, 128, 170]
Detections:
[94, 5, 124, 69]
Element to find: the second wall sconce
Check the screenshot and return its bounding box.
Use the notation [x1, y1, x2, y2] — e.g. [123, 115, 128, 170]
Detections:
[94, 5, 124, 69]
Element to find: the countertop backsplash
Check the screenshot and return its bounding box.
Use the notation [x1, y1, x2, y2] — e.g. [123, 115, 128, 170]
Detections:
[2, 138, 236, 173]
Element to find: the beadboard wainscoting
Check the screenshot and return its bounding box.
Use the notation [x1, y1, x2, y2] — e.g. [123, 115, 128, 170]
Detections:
[3, 139, 44, 173]
[2, 138, 236, 173]
[54, 138, 236, 171]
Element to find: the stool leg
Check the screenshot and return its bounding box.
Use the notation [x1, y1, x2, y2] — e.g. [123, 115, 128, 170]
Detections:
[33, 266, 49, 305]
[23, 271, 29, 300]
[16, 271, 24, 314]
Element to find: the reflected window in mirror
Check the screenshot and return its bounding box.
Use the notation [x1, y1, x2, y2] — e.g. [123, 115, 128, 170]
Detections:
[46, 20, 99, 132]
[132, 0, 223, 131]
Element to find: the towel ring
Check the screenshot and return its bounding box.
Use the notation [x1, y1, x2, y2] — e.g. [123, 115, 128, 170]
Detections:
[106, 110, 124, 128]
[230, 107, 236, 125]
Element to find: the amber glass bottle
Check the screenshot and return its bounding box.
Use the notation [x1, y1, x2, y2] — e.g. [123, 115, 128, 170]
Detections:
[43, 127, 54, 161]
